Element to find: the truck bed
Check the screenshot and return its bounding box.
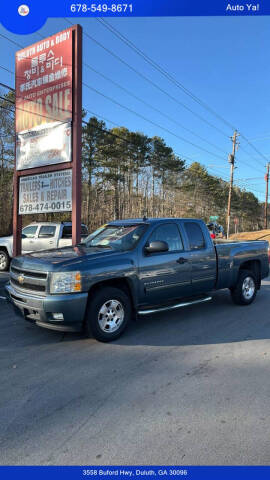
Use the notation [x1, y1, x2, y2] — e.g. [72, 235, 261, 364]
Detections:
[214, 239, 269, 290]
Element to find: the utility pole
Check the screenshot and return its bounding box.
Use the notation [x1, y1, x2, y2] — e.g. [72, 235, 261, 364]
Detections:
[226, 130, 239, 239]
[264, 163, 270, 229]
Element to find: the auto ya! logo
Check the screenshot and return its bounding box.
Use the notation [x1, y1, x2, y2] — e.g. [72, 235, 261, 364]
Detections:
[18, 5, 30, 16]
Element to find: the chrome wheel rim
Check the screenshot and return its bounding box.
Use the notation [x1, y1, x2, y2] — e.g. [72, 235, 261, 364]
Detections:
[0, 253, 7, 270]
[98, 299, 125, 333]
[242, 277, 255, 300]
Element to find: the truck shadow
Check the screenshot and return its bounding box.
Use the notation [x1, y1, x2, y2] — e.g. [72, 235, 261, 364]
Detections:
[1, 280, 270, 350]
[112, 283, 270, 347]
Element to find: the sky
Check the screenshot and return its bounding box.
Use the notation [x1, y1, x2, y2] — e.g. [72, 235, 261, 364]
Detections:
[1, 15, 270, 202]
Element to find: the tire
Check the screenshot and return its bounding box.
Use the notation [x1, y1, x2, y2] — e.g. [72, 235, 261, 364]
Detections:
[230, 269, 257, 306]
[0, 250, 10, 272]
[85, 287, 132, 342]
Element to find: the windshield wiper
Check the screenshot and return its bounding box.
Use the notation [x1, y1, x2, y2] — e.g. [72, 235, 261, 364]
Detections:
[87, 244, 113, 249]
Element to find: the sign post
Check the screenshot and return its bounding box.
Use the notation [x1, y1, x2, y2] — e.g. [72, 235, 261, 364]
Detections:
[71, 24, 82, 247]
[13, 25, 82, 256]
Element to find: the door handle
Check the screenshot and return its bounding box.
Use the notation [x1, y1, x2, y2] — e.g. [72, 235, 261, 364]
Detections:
[177, 257, 188, 264]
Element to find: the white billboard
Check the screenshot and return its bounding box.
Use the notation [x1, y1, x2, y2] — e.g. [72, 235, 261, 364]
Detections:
[19, 169, 72, 215]
[16, 121, 71, 171]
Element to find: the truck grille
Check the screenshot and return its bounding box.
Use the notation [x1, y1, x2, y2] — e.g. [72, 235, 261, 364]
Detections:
[10, 266, 48, 296]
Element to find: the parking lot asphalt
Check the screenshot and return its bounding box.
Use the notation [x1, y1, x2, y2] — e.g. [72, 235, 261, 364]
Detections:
[0, 273, 270, 465]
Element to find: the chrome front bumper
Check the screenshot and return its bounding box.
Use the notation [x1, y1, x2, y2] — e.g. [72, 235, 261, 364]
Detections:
[5, 283, 88, 332]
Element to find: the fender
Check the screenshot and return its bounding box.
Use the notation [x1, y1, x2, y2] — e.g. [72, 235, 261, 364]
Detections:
[0, 236, 13, 258]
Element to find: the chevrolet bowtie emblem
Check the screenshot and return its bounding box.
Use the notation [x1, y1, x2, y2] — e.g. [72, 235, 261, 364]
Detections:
[18, 274, 25, 284]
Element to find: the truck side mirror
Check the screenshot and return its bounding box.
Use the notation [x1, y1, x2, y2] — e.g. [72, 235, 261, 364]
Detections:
[21, 234, 26, 239]
[145, 240, 169, 254]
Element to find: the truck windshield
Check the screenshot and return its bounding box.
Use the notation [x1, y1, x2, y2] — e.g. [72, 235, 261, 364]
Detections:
[84, 224, 146, 251]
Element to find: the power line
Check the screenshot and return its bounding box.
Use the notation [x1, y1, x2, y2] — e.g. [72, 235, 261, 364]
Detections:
[0, 76, 262, 174]
[2, 29, 264, 171]
[0, 104, 263, 197]
[65, 18, 229, 138]
[238, 144, 266, 168]
[235, 157, 265, 174]
[240, 135, 270, 166]
[0, 33, 23, 49]
[2, 25, 269, 171]
[0, 92, 190, 162]
[82, 81, 226, 161]
[0, 30, 266, 181]
[0, 33, 229, 156]
[0, 33, 230, 159]
[97, 18, 236, 132]
[96, 18, 270, 170]
[82, 62, 228, 155]
[0, 64, 15, 77]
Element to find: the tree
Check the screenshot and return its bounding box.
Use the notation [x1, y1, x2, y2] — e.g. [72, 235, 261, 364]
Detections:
[0, 90, 15, 235]
[82, 117, 106, 228]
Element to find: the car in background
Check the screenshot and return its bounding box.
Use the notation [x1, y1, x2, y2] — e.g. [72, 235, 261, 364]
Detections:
[0, 222, 88, 271]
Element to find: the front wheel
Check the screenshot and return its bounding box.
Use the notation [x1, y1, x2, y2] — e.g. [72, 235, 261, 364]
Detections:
[85, 286, 132, 342]
[230, 269, 257, 305]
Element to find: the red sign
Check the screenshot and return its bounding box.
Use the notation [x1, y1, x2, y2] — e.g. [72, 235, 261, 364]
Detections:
[15, 27, 72, 133]
[13, 25, 82, 256]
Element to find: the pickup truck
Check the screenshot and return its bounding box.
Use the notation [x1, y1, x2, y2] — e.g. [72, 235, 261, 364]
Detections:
[0, 222, 88, 271]
[5, 218, 269, 342]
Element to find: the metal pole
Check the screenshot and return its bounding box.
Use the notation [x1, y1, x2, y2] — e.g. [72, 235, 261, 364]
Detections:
[13, 63, 22, 257]
[71, 24, 82, 246]
[264, 163, 269, 230]
[226, 131, 238, 239]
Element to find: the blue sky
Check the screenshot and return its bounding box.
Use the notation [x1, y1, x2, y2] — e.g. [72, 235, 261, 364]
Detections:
[1, 15, 270, 201]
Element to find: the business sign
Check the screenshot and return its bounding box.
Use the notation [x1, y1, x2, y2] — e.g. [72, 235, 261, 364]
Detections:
[19, 169, 72, 214]
[13, 25, 82, 256]
[16, 121, 71, 170]
[15, 27, 73, 169]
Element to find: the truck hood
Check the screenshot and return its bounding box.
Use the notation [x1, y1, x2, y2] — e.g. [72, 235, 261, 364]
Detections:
[0, 235, 12, 245]
[11, 244, 121, 272]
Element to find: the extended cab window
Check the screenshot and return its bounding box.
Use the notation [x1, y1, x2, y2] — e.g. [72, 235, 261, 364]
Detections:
[22, 226, 38, 238]
[38, 226, 56, 238]
[61, 225, 88, 238]
[148, 224, 183, 252]
[184, 222, 205, 250]
[61, 226, 72, 238]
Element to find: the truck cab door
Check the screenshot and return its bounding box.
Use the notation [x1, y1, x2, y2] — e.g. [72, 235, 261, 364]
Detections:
[138, 223, 192, 307]
[36, 225, 57, 251]
[21, 225, 38, 253]
[183, 221, 216, 294]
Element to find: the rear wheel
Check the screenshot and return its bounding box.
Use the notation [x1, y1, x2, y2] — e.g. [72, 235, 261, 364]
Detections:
[0, 250, 10, 272]
[230, 269, 257, 305]
[85, 287, 132, 342]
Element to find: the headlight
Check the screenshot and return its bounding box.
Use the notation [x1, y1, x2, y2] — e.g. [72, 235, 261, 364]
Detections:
[50, 272, 82, 294]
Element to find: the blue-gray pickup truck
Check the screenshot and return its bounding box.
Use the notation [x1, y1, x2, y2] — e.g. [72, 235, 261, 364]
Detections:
[5, 218, 269, 342]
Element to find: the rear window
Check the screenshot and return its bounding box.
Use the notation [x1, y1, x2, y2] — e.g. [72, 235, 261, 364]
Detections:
[81, 225, 88, 237]
[38, 226, 56, 238]
[184, 222, 205, 250]
[61, 225, 88, 239]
